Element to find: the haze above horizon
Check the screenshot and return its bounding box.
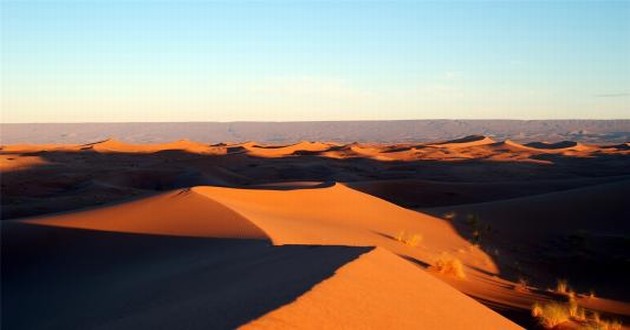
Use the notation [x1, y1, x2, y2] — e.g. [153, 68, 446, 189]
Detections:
[2, 1, 629, 123]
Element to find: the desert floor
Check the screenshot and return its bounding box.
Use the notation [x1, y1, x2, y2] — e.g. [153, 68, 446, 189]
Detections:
[2, 136, 629, 329]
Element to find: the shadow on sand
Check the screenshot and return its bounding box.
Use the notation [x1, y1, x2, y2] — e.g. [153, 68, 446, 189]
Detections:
[2, 222, 372, 329]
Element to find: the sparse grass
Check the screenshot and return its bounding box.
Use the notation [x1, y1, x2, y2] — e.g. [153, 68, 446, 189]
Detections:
[569, 297, 586, 321]
[532, 302, 570, 328]
[591, 311, 601, 324]
[609, 320, 623, 330]
[556, 279, 570, 295]
[532, 300, 622, 330]
[395, 230, 423, 247]
[578, 318, 623, 330]
[433, 253, 465, 279]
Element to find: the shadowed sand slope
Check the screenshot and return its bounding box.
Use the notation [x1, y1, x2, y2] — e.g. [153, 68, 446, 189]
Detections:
[244, 141, 333, 157]
[192, 184, 483, 266]
[243, 248, 520, 330]
[22, 189, 268, 239]
[2, 222, 370, 330]
[425, 180, 630, 301]
[426, 180, 630, 241]
[3, 138, 628, 329]
[431, 135, 496, 148]
[5, 184, 522, 329]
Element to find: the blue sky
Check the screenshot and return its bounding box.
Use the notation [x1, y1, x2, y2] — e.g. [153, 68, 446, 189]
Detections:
[2, 1, 629, 122]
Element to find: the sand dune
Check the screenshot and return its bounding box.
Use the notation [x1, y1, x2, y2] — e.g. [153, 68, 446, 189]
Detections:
[7, 183, 521, 328]
[243, 248, 519, 330]
[83, 138, 225, 154]
[2, 222, 369, 330]
[426, 180, 630, 241]
[244, 141, 333, 158]
[431, 135, 497, 148]
[23, 189, 267, 239]
[525, 140, 585, 150]
[425, 180, 630, 301]
[2, 137, 629, 329]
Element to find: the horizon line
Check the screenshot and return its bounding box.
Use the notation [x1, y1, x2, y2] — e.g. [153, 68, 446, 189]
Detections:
[3, 118, 630, 125]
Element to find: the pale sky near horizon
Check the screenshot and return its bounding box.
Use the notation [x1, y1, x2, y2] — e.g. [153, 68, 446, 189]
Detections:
[1, 1, 629, 123]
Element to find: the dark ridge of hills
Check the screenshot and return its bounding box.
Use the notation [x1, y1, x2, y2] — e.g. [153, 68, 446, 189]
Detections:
[2, 120, 629, 144]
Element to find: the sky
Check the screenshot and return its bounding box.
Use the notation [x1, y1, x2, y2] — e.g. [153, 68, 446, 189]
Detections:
[1, 0, 629, 123]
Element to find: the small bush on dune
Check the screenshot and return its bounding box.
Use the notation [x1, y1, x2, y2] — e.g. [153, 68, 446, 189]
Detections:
[532, 300, 622, 330]
[590, 311, 601, 324]
[608, 320, 623, 330]
[579, 318, 623, 330]
[531, 302, 570, 328]
[395, 230, 423, 247]
[532, 302, 544, 318]
[556, 279, 569, 294]
[433, 253, 466, 279]
[568, 298, 586, 321]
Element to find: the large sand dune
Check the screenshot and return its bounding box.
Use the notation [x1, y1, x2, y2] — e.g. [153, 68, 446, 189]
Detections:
[2, 137, 629, 329]
[5, 184, 521, 329]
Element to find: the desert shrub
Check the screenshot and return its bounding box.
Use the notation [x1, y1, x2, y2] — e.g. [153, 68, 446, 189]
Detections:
[568, 298, 586, 321]
[532, 302, 570, 328]
[532, 302, 544, 317]
[533, 300, 621, 330]
[395, 230, 422, 247]
[608, 320, 623, 330]
[590, 311, 601, 324]
[580, 318, 623, 330]
[433, 253, 465, 279]
[556, 279, 569, 294]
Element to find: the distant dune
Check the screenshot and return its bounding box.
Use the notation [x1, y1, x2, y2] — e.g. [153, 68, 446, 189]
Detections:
[2, 137, 629, 329]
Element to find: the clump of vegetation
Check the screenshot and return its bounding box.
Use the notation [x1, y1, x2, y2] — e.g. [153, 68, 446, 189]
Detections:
[608, 319, 623, 330]
[532, 300, 622, 330]
[568, 297, 586, 321]
[395, 230, 423, 247]
[532, 302, 570, 328]
[591, 311, 601, 324]
[555, 279, 575, 297]
[581, 314, 623, 330]
[433, 253, 466, 279]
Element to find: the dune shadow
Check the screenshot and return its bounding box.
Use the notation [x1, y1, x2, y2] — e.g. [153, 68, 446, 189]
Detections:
[2, 222, 372, 330]
[244, 180, 337, 190]
[397, 254, 431, 269]
[3, 146, 629, 220]
[469, 295, 540, 329]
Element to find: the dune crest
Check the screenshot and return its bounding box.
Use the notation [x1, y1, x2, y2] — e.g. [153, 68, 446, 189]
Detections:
[22, 189, 268, 239]
[242, 248, 521, 330]
[244, 141, 333, 157]
[12, 183, 521, 328]
[431, 135, 496, 148]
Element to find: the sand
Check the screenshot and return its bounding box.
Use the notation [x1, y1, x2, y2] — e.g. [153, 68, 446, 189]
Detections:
[2, 137, 629, 329]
